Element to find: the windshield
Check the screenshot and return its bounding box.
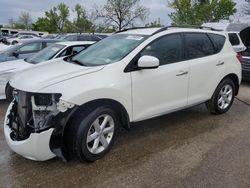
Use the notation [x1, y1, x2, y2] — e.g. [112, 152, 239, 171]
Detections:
[71, 34, 148, 66]
[25, 44, 65, 64]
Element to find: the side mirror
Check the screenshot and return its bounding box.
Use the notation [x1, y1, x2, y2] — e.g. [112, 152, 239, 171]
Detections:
[138, 55, 159, 69]
[12, 52, 19, 58]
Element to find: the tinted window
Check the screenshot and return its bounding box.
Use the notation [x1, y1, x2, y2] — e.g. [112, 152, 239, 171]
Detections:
[78, 35, 101, 41]
[64, 35, 77, 41]
[140, 34, 183, 65]
[208, 33, 225, 53]
[228, 33, 240, 46]
[71, 46, 86, 54]
[185, 33, 214, 59]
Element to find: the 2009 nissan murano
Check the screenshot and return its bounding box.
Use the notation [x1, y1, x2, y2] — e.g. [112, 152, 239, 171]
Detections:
[4, 27, 242, 162]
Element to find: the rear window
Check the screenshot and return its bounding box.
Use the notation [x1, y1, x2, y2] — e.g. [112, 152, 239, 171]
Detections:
[185, 33, 214, 59]
[228, 33, 240, 46]
[208, 33, 226, 53]
[78, 35, 101, 41]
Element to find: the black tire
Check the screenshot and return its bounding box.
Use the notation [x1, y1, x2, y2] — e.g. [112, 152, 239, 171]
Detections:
[206, 79, 236, 114]
[5, 83, 14, 102]
[66, 106, 119, 162]
[12, 41, 18, 45]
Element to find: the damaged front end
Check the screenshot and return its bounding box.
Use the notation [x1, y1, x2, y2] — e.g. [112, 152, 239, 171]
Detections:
[5, 89, 76, 161]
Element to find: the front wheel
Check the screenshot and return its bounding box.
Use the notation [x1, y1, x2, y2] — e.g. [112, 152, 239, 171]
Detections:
[67, 106, 118, 162]
[206, 79, 236, 114]
[12, 41, 18, 45]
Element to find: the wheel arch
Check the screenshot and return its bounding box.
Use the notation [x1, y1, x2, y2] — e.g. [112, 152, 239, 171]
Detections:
[221, 73, 240, 96]
[67, 98, 130, 130]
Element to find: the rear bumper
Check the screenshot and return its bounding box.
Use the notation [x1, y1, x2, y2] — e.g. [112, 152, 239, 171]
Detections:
[242, 57, 250, 80]
[4, 102, 56, 161]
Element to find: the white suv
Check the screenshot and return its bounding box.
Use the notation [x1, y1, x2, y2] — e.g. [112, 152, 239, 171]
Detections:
[4, 27, 242, 162]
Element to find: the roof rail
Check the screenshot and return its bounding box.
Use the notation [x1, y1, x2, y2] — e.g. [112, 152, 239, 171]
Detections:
[151, 25, 223, 35]
[115, 27, 152, 34]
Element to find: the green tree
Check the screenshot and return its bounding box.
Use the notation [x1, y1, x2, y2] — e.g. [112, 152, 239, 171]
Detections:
[73, 4, 93, 33]
[45, 3, 70, 32]
[96, 0, 149, 31]
[32, 17, 57, 33]
[32, 3, 70, 33]
[169, 0, 237, 25]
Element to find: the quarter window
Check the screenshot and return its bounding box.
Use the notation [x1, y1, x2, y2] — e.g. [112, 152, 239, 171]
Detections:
[228, 33, 240, 46]
[140, 34, 183, 65]
[185, 33, 214, 59]
[208, 33, 226, 53]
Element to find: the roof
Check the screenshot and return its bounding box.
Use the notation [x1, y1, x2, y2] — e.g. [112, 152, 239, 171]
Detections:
[55, 41, 96, 46]
[202, 22, 250, 32]
[117, 28, 161, 35]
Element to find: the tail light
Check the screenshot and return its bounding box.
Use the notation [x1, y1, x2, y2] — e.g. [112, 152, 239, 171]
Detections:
[236, 53, 243, 64]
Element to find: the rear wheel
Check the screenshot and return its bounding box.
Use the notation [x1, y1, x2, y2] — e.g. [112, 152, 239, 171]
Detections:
[206, 79, 235, 114]
[66, 106, 118, 162]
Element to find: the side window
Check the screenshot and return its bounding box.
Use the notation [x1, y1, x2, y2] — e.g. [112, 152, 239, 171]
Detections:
[140, 34, 183, 65]
[208, 33, 226, 53]
[71, 46, 86, 55]
[185, 33, 214, 59]
[228, 33, 240, 46]
[17, 42, 42, 53]
[58, 48, 68, 57]
[45, 42, 56, 47]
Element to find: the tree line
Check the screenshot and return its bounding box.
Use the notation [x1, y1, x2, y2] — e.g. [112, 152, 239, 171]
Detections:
[2, 0, 247, 33]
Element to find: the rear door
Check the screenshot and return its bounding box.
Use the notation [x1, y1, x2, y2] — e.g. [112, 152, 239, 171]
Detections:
[185, 32, 226, 105]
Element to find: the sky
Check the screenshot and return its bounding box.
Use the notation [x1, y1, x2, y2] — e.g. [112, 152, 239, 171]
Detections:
[0, 0, 247, 27]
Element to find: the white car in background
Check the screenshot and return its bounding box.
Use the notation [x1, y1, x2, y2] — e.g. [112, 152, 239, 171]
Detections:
[0, 43, 10, 52]
[0, 41, 94, 100]
[7, 35, 40, 45]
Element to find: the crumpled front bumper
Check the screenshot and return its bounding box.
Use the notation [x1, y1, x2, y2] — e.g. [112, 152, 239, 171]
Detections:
[4, 102, 56, 161]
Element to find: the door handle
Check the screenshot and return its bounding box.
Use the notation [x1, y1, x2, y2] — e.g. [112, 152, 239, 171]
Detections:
[176, 71, 188, 76]
[216, 61, 224, 66]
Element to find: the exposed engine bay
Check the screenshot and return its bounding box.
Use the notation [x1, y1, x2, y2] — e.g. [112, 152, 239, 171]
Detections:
[7, 90, 62, 141]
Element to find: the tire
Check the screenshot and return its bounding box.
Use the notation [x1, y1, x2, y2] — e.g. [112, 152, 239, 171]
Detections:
[66, 106, 119, 162]
[12, 41, 18, 45]
[206, 79, 236, 114]
[5, 83, 14, 102]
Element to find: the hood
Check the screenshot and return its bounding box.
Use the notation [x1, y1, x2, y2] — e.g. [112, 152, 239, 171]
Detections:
[10, 59, 104, 92]
[0, 59, 31, 73]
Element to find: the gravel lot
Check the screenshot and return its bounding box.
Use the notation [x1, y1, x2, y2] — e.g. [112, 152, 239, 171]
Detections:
[0, 82, 250, 188]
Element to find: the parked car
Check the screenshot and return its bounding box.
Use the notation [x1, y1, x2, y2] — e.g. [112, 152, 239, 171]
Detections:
[227, 32, 246, 53]
[7, 35, 40, 45]
[1, 41, 95, 100]
[4, 27, 241, 162]
[61, 34, 102, 42]
[0, 39, 62, 63]
[241, 55, 250, 81]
